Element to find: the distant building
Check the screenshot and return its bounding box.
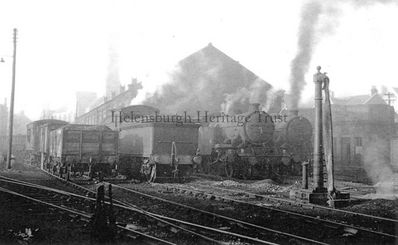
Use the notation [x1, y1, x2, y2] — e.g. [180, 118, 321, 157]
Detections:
[0, 101, 31, 136]
[75, 91, 97, 117]
[13, 111, 32, 135]
[0, 103, 30, 161]
[41, 107, 74, 122]
[298, 87, 396, 183]
[144, 43, 272, 115]
[331, 86, 387, 106]
[74, 79, 142, 126]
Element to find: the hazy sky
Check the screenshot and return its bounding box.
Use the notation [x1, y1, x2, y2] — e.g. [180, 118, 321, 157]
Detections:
[0, 0, 397, 120]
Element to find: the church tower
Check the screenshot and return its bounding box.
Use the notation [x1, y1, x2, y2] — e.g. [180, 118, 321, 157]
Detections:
[106, 35, 121, 100]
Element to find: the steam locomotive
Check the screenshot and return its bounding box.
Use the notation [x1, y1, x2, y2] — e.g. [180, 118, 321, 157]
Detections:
[197, 103, 313, 179]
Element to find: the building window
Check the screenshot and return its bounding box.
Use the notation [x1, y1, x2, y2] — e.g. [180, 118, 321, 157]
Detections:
[355, 137, 362, 147]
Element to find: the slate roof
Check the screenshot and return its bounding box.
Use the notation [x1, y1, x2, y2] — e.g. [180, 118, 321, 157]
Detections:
[331, 94, 387, 105]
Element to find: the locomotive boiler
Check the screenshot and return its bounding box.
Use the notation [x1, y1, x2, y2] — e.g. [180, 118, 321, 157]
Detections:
[198, 104, 313, 179]
[198, 103, 277, 178]
[274, 110, 313, 174]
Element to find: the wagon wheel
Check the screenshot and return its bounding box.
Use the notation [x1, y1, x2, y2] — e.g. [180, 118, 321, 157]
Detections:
[225, 162, 234, 178]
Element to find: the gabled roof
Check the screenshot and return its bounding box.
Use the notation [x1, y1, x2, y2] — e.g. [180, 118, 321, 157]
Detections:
[144, 43, 272, 114]
[364, 94, 387, 105]
[331, 94, 387, 105]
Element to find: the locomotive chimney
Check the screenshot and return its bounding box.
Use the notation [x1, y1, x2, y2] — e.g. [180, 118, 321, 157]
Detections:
[248, 103, 260, 113]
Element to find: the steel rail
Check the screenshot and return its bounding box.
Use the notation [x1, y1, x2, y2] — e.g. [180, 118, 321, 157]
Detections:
[0, 176, 220, 244]
[108, 182, 328, 245]
[0, 186, 176, 245]
[177, 183, 398, 239]
[37, 171, 277, 244]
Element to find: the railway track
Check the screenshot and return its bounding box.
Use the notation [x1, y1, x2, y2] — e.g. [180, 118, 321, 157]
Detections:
[103, 182, 330, 245]
[47, 171, 397, 244]
[157, 182, 397, 242]
[191, 174, 397, 231]
[0, 173, 277, 244]
[3, 169, 396, 244]
[0, 183, 174, 245]
[2, 171, 328, 244]
[190, 182, 398, 234]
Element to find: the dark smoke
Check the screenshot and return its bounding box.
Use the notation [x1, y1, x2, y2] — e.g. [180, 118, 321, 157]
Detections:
[288, 1, 322, 110]
[288, 0, 397, 110]
[144, 44, 271, 115]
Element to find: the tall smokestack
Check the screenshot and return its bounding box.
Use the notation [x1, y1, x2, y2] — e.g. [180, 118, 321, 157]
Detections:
[288, 1, 322, 111]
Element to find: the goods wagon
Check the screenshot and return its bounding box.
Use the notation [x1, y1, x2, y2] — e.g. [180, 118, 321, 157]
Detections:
[119, 122, 200, 181]
[47, 124, 118, 179]
[25, 119, 68, 166]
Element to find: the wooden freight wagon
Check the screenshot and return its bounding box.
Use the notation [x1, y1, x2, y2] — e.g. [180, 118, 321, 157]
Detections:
[119, 122, 200, 181]
[48, 124, 118, 177]
[25, 119, 67, 166]
[38, 121, 69, 169]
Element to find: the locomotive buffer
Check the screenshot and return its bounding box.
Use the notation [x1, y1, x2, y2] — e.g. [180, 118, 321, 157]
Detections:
[290, 66, 350, 207]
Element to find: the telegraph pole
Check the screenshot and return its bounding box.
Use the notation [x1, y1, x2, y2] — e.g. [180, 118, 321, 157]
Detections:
[7, 28, 17, 169]
[384, 92, 395, 106]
